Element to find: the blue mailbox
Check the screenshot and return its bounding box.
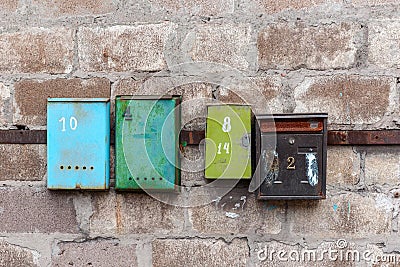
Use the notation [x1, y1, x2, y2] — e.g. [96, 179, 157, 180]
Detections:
[47, 98, 110, 190]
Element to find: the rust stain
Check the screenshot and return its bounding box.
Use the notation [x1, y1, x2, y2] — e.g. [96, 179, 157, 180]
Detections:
[189, 132, 194, 144]
[261, 120, 324, 133]
[328, 130, 400, 145]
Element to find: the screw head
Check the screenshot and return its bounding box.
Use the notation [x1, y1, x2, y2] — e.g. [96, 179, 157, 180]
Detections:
[289, 137, 295, 145]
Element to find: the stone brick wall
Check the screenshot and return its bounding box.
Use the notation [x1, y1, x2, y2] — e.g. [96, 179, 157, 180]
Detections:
[0, 0, 399, 266]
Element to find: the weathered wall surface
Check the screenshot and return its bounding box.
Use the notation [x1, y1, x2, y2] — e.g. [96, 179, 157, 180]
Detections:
[0, 0, 399, 266]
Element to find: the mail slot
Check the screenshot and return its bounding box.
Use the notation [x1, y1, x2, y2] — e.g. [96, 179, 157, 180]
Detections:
[115, 95, 181, 191]
[256, 114, 327, 200]
[205, 104, 253, 179]
[47, 98, 110, 190]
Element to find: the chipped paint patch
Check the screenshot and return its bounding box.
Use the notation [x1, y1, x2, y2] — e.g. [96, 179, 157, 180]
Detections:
[333, 204, 338, 212]
[225, 212, 239, 219]
[347, 201, 351, 220]
[212, 196, 222, 209]
[266, 204, 277, 211]
[306, 153, 318, 186]
[240, 196, 246, 210]
[0, 83, 10, 99]
[375, 194, 394, 214]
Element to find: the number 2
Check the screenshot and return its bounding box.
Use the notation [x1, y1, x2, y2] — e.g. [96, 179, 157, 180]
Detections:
[287, 157, 296, 170]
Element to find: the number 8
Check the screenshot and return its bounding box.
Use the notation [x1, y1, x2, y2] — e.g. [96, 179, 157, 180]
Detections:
[222, 116, 231, 132]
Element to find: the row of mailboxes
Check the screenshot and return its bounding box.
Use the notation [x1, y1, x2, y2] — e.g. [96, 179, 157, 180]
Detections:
[47, 97, 327, 200]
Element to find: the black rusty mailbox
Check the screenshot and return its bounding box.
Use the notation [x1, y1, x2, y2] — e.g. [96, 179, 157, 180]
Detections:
[255, 114, 328, 200]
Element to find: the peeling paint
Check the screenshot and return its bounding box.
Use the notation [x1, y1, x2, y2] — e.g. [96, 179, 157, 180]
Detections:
[0, 83, 10, 99]
[347, 201, 351, 221]
[212, 197, 221, 209]
[266, 205, 277, 211]
[225, 212, 239, 219]
[240, 196, 246, 211]
[263, 150, 279, 187]
[306, 153, 318, 186]
[375, 194, 394, 214]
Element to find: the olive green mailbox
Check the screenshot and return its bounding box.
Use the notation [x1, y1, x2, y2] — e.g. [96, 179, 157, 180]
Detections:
[115, 95, 181, 191]
[205, 104, 252, 179]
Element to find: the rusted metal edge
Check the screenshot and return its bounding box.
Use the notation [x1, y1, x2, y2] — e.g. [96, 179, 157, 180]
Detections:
[0, 129, 399, 145]
[0, 130, 47, 144]
[179, 130, 205, 146]
[328, 130, 400, 145]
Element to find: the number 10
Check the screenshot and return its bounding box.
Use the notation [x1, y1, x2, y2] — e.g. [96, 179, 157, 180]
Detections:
[59, 116, 78, 131]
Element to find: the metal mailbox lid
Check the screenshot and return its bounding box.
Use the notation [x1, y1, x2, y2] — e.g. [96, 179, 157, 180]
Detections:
[257, 113, 328, 133]
[115, 95, 181, 191]
[47, 98, 110, 190]
[205, 104, 252, 179]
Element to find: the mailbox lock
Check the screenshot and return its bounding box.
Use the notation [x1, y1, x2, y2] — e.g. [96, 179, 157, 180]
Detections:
[241, 133, 250, 148]
[288, 137, 295, 145]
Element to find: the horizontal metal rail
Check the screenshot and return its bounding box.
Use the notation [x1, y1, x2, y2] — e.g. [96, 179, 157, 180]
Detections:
[0, 129, 398, 145]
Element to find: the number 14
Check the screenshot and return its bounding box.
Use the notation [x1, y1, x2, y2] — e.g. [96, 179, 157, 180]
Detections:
[217, 142, 230, 154]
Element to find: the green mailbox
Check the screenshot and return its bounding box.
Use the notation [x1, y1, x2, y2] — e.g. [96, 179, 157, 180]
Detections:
[205, 104, 253, 179]
[115, 95, 181, 191]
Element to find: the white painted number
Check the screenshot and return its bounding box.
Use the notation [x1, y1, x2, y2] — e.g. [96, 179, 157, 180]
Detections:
[223, 142, 230, 154]
[69, 116, 78, 130]
[222, 116, 231, 132]
[218, 117, 231, 154]
[217, 142, 230, 154]
[58, 117, 66, 132]
[59, 116, 78, 131]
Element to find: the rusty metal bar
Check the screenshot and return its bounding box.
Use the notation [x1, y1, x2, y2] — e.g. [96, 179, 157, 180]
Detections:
[0, 129, 398, 145]
[180, 130, 205, 145]
[0, 130, 47, 144]
[328, 130, 400, 145]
